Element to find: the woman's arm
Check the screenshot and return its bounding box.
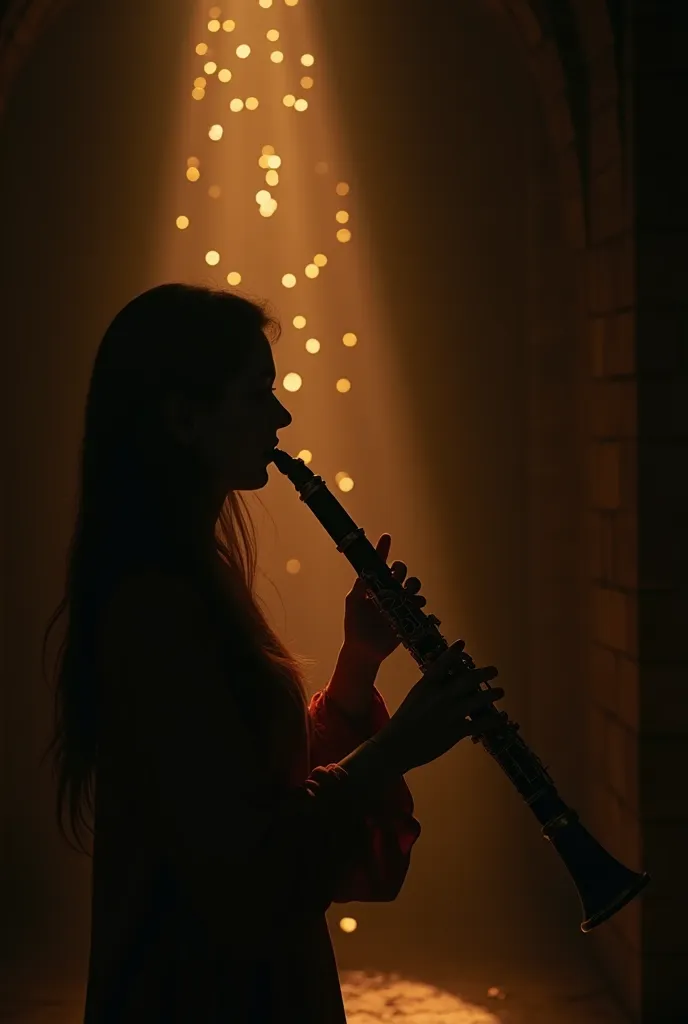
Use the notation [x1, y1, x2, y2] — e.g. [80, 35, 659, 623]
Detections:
[98, 570, 399, 953]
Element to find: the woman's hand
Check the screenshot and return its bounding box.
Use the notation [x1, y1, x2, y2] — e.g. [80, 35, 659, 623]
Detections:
[343, 533, 426, 667]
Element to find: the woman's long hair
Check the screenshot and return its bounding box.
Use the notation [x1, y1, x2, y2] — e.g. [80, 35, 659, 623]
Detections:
[41, 283, 311, 856]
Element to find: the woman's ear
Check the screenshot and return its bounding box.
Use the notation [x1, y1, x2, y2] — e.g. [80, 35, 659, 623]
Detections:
[161, 392, 201, 448]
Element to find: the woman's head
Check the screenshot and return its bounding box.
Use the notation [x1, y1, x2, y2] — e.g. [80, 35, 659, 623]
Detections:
[84, 283, 292, 564]
[42, 283, 308, 855]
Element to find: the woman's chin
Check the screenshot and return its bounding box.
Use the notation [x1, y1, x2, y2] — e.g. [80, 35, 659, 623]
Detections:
[230, 463, 271, 491]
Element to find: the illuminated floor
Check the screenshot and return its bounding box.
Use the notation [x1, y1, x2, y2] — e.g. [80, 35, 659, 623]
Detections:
[0, 963, 630, 1023]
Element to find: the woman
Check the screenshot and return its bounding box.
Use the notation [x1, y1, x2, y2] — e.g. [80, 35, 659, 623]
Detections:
[42, 283, 504, 1022]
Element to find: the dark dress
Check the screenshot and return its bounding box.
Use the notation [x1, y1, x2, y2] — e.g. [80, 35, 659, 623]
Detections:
[82, 571, 421, 1022]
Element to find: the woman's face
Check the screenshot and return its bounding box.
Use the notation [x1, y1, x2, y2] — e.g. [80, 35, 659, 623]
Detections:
[169, 331, 293, 493]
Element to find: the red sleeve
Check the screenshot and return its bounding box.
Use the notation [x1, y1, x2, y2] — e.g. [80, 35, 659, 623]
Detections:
[308, 685, 421, 902]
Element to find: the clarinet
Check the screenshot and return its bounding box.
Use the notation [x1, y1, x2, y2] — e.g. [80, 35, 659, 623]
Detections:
[270, 448, 650, 932]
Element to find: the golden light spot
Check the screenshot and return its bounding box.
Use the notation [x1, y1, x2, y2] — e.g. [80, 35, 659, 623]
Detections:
[246, 96, 259, 110]
[204, 61, 217, 74]
[209, 124, 223, 141]
[337, 228, 352, 243]
[282, 274, 297, 289]
[283, 372, 302, 391]
[300, 53, 315, 66]
[208, 185, 221, 198]
[236, 44, 251, 58]
[205, 250, 220, 266]
[259, 0, 273, 7]
[230, 98, 244, 111]
[265, 170, 279, 186]
[335, 472, 347, 484]
[315, 161, 328, 174]
[293, 315, 306, 329]
[343, 332, 358, 347]
[336, 210, 349, 223]
[217, 68, 232, 82]
[305, 264, 319, 279]
[294, 98, 309, 112]
[314, 253, 327, 267]
[208, 19, 221, 31]
[262, 144, 275, 155]
[267, 29, 280, 41]
[194, 76, 207, 88]
[196, 43, 209, 55]
[339, 916, 357, 933]
[259, 201, 277, 217]
[336, 378, 351, 393]
[209, 6, 221, 16]
[176, 215, 189, 229]
[258, 156, 269, 169]
[285, 0, 299, 6]
[192, 88, 206, 100]
[305, 338, 320, 354]
[336, 181, 350, 196]
[286, 559, 301, 574]
[297, 449, 312, 464]
[256, 189, 271, 203]
[267, 155, 281, 168]
[227, 271, 242, 285]
[187, 156, 200, 168]
[270, 50, 284, 63]
[300, 76, 314, 89]
[222, 19, 236, 31]
[338, 476, 355, 492]
[282, 94, 296, 107]
[186, 167, 200, 181]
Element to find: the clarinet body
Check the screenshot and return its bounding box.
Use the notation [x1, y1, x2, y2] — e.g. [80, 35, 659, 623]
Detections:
[271, 448, 650, 932]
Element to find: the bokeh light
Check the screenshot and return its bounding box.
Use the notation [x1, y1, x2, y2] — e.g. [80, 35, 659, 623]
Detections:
[294, 99, 309, 112]
[305, 338, 320, 353]
[217, 68, 232, 82]
[305, 263, 319, 278]
[267, 155, 282, 168]
[282, 273, 297, 288]
[204, 61, 217, 74]
[270, 50, 284, 63]
[226, 271, 242, 285]
[192, 88, 205, 100]
[336, 378, 352, 393]
[209, 124, 223, 140]
[208, 185, 221, 198]
[283, 94, 296, 107]
[301, 76, 314, 89]
[283, 372, 302, 391]
[267, 29, 280, 41]
[336, 210, 349, 223]
[186, 167, 200, 181]
[297, 449, 312, 463]
[205, 250, 220, 266]
[337, 228, 352, 243]
[196, 43, 209, 55]
[266, 169, 279, 185]
[286, 559, 301, 574]
[222, 19, 236, 31]
[343, 332, 358, 347]
[314, 253, 328, 267]
[187, 156, 200, 168]
[339, 475, 354, 492]
[246, 96, 259, 110]
[336, 181, 350, 196]
[259, 0, 273, 7]
[236, 44, 251, 58]
[208, 19, 220, 32]
[293, 315, 306, 329]
[339, 917, 357, 933]
[230, 98, 244, 112]
[301, 53, 315, 66]
[176, 215, 189, 229]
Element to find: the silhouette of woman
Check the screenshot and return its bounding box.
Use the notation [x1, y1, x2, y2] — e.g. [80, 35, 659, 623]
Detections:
[42, 283, 501, 1021]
